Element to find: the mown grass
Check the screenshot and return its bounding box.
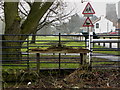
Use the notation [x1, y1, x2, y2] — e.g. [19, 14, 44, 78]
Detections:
[93, 45, 120, 55]
[21, 36, 85, 52]
[64, 42, 85, 48]
[3, 36, 119, 70]
[91, 57, 117, 65]
[22, 36, 119, 55]
[3, 55, 117, 70]
[94, 51, 120, 55]
[3, 63, 80, 70]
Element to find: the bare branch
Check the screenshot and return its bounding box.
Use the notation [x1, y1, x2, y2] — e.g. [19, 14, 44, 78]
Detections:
[0, 0, 4, 21]
[35, 1, 74, 31]
[39, 10, 51, 26]
[0, 16, 4, 22]
[24, 0, 33, 8]
[49, 9, 58, 14]
[19, 2, 29, 15]
[18, 7, 28, 17]
[37, 13, 72, 31]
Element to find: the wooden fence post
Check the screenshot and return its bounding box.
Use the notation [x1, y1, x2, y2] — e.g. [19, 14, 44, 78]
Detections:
[80, 53, 83, 65]
[36, 53, 40, 73]
[27, 36, 30, 71]
[59, 33, 61, 46]
[59, 53, 61, 75]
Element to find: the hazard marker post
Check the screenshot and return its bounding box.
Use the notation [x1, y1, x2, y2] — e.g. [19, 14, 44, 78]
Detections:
[82, 2, 95, 66]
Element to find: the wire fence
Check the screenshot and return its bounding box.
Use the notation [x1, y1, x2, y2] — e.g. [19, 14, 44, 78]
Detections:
[1, 34, 120, 70]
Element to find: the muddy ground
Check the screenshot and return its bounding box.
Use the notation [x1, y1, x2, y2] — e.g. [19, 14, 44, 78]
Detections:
[3, 68, 120, 89]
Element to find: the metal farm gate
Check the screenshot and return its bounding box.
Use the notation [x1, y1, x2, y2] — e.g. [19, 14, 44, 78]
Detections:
[1, 34, 120, 71]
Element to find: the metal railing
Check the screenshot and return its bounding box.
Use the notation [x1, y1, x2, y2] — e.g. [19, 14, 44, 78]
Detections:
[1, 34, 120, 70]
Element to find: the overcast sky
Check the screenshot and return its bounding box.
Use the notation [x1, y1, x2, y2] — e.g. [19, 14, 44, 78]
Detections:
[64, 0, 120, 3]
[1, 0, 120, 19]
[65, 0, 120, 17]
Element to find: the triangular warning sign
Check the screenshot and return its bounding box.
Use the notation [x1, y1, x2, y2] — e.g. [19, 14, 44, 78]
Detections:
[82, 2, 95, 14]
[83, 17, 94, 27]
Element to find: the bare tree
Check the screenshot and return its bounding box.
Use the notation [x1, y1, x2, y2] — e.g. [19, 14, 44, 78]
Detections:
[2, 0, 54, 62]
[1, 0, 74, 62]
[30, 1, 74, 43]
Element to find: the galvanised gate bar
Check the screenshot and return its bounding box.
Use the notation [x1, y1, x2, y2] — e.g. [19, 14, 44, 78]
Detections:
[1, 34, 120, 71]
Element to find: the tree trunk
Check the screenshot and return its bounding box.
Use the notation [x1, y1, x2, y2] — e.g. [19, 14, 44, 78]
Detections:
[2, 36, 22, 63]
[3, 1, 54, 63]
[30, 31, 37, 44]
[3, 2, 22, 63]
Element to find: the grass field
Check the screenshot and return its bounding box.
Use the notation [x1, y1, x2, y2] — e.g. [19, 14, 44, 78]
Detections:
[2, 36, 119, 70]
[2, 62, 80, 70]
[22, 36, 119, 55]
[93, 45, 120, 55]
[22, 36, 86, 51]
[3, 55, 117, 70]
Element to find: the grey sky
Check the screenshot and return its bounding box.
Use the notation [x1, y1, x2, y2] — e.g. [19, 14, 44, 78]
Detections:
[0, 0, 120, 19]
[64, 0, 120, 3]
[65, 0, 120, 17]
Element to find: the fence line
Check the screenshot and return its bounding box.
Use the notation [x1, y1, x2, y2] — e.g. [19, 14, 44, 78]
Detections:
[1, 34, 120, 70]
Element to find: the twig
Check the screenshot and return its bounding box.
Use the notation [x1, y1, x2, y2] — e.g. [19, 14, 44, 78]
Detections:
[19, 2, 29, 15]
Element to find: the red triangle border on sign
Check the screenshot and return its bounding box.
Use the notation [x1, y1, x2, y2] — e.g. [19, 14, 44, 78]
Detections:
[83, 17, 94, 27]
[82, 2, 95, 14]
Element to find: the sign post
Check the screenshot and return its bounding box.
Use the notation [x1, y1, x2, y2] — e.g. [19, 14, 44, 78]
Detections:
[82, 2, 95, 65]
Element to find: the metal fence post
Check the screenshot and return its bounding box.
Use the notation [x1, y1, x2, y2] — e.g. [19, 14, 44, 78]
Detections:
[85, 37, 87, 47]
[79, 35, 81, 40]
[103, 37, 105, 47]
[118, 40, 120, 49]
[117, 33, 120, 50]
[109, 37, 112, 48]
[93, 41, 95, 47]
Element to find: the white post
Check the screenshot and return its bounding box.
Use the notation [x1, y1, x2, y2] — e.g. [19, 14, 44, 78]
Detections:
[88, 27, 91, 65]
[88, 27, 93, 65]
